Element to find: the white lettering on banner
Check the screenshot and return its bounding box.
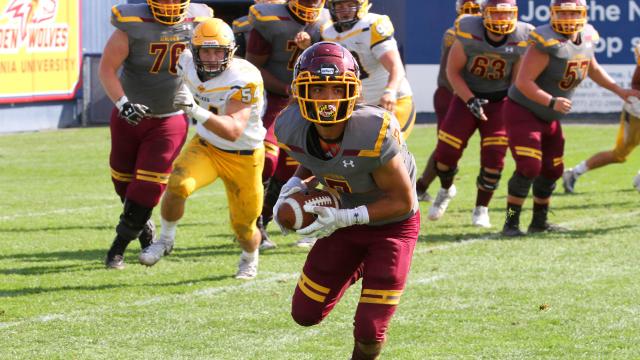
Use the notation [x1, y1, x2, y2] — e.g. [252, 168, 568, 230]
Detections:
[630, 0, 640, 21]
[522, 1, 625, 22]
[594, 37, 624, 58]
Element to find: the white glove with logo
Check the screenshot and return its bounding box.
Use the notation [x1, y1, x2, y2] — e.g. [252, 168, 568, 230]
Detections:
[173, 86, 211, 123]
[272, 177, 307, 234]
[296, 205, 369, 238]
[624, 96, 640, 118]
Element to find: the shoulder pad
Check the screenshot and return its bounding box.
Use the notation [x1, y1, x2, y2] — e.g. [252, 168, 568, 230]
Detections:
[507, 22, 535, 48]
[176, 49, 193, 78]
[634, 44, 640, 65]
[581, 24, 599, 45]
[370, 14, 394, 48]
[455, 15, 483, 42]
[346, 105, 393, 157]
[111, 4, 149, 27]
[232, 15, 251, 33]
[529, 24, 563, 50]
[442, 27, 456, 48]
[249, 4, 289, 24]
[275, 105, 304, 146]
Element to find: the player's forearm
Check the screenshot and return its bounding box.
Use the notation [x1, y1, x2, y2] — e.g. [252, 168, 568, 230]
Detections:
[365, 191, 414, 222]
[631, 67, 640, 91]
[201, 114, 246, 142]
[516, 78, 553, 107]
[448, 73, 474, 103]
[589, 64, 624, 98]
[98, 66, 125, 104]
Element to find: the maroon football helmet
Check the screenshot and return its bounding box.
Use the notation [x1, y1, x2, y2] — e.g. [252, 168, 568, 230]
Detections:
[482, 0, 518, 35]
[292, 41, 361, 124]
[550, 0, 587, 34]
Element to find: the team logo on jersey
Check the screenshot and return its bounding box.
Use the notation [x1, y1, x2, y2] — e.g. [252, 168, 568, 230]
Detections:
[318, 104, 337, 118]
[343, 160, 355, 168]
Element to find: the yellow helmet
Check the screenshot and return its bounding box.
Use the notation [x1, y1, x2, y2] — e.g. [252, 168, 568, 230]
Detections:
[327, 0, 371, 31]
[147, 0, 190, 25]
[456, 0, 481, 15]
[288, 0, 326, 23]
[550, 0, 587, 35]
[482, 0, 518, 35]
[191, 18, 237, 79]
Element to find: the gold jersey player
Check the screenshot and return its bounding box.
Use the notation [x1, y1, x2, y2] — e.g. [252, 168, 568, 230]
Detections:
[99, 0, 212, 269]
[273, 42, 419, 360]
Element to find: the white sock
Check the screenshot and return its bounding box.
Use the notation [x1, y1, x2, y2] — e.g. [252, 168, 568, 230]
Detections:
[159, 217, 178, 242]
[241, 249, 258, 262]
[574, 161, 589, 176]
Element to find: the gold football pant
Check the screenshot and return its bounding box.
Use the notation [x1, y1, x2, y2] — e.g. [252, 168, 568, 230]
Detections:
[167, 135, 265, 241]
[612, 110, 640, 162]
[394, 95, 416, 140]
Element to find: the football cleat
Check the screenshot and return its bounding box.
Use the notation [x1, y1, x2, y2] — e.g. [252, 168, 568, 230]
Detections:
[632, 171, 640, 192]
[138, 238, 174, 266]
[295, 236, 317, 248]
[417, 190, 433, 203]
[562, 168, 578, 193]
[471, 206, 491, 228]
[257, 216, 277, 251]
[105, 253, 125, 270]
[138, 219, 156, 249]
[427, 185, 457, 221]
[235, 254, 258, 280]
[527, 222, 569, 234]
[501, 224, 525, 237]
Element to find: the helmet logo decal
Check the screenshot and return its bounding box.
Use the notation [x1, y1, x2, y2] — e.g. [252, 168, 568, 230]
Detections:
[318, 104, 337, 118]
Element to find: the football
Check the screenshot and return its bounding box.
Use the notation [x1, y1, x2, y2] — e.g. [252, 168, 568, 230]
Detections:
[276, 189, 340, 230]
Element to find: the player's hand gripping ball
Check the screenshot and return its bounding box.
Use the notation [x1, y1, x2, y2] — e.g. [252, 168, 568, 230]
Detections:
[276, 189, 340, 230]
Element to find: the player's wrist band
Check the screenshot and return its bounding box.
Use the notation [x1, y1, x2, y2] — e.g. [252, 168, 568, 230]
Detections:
[115, 95, 129, 111]
[191, 105, 212, 124]
[548, 97, 557, 109]
[351, 205, 370, 225]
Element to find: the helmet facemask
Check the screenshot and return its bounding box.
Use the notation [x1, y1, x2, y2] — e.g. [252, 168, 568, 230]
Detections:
[288, 0, 326, 23]
[147, 0, 190, 25]
[551, 3, 587, 35]
[328, 0, 370, 31]
[192, 44, 236, 80]
[457, 0, 481, 15]
[483, 3, 518, 35]
[293, 70, 361, 124]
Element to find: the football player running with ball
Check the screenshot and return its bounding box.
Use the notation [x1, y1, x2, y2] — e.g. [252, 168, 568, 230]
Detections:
[273, 42, 420, 360]
[99, 0, 212, 269]
[429, 0, 533, 228]
[138, 19, 267, 280]
[501, 0, 640, 236]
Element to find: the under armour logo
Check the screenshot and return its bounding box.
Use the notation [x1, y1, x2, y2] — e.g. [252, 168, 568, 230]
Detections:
[505, 47, 514, 53]
[343, 160, 355, 168]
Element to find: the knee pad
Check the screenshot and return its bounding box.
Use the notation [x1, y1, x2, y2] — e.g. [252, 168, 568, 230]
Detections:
[434, 143, 462, 169]
[167, 173, 196, 199]
[232, 221, 257, 243]
[507, 171, 533, 198]
[476, 168, 502, 191]
[116, 199, 153, 241]
[436, 166, 458, 182]
[514, 156, 542, 179]
[532, 176, 557, 199]
[127, 181, 165, 208]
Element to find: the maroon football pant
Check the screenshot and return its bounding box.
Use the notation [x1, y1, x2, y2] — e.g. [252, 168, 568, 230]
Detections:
[505, 99, 565, 180]
[109, 108, 189, 208]
[435, 96, 508, 170]
[433, 86, 454, 127]
[262, 92, 293, 181]
[291, 212, 420, 344]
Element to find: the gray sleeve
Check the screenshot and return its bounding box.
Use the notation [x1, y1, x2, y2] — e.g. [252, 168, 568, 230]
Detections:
[378, 114, 402, 165]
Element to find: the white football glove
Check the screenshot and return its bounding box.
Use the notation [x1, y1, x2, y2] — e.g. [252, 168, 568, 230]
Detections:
[173, 87, 211, 123]
[623, 96, 640, 118]
[272, 177, 308, 235]
[296, 205, 369, 238]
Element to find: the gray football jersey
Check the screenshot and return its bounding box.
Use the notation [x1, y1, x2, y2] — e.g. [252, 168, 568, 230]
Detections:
[508, 24, 599, 122]
[111, 3, 213, 115]
[232, 15, 252, 58]
[456, 15, 533, 95]
[275, 104, 418, 226]
[248, 4, 329, 85]
[437, 26, 456, 90]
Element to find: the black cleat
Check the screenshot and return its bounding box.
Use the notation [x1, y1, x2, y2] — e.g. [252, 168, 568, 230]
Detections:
[257, 215, 276, 250]
[138, 219, 156, 250]
[105, 253, 125, 270]
[501, 224, 525, 237]
[527, 222, 569, 234]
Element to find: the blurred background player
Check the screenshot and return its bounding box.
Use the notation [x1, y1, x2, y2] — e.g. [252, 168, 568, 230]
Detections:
[562, 43, 640, 193]
[428, 0, 532, 228]
[138, 19, 266, 280]
[99, 0, 212, 269]
[501, 0, 640, 236]
[232, 0, 286, 59]
[416, 0, 481, 203]
[246, 0, 330, 249]
[273, 42, 420, 360]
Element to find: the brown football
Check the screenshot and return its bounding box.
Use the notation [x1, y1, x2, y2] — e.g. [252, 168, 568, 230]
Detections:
[276, 189, 340, 230]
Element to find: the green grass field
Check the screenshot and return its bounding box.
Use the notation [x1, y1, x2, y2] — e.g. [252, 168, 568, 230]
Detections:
[1, 125, 639, 359]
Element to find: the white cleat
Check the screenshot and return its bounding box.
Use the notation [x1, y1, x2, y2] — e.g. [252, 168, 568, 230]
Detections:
[428, 185, 457, 221]
[138, 238, 174, 266]
[633, 172, 640, 192]
[471, 206, 491, 228]
[562, 168, 578, 193]
[296, 237, 317, 248]
[235, 254, 258, 280]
